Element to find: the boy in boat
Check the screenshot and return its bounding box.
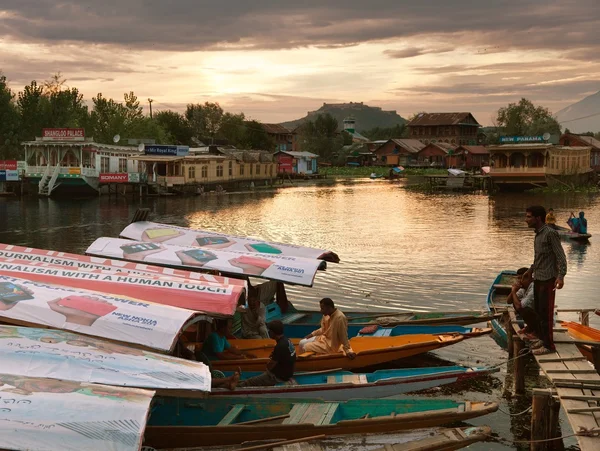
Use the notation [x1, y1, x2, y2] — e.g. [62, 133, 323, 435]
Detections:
[299, 298, 356, 359]
[201, 319, 256, 360]
[235, 320, 296, 388]
[507, 267, 541, 345]
[238, 295, 269, 339]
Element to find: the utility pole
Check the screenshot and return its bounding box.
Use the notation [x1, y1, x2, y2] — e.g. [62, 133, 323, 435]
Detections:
[148, 98, 154, 118]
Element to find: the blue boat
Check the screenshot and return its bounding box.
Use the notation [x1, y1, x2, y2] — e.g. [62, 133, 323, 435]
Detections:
[486, 270, 517, 349]
[213, 366, 498, 400]
[144, 396, 498, 448]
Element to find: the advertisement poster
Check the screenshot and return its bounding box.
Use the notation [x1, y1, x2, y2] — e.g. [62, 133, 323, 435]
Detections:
[0, 373, 153, 451]
[87, 237, 326, 287]
[0, 325, 211, 391]
[120, 221, 340, 263]
[0, 243, 245, 287]
[0, 258, 244, 316]
[0, 275, 194, 352]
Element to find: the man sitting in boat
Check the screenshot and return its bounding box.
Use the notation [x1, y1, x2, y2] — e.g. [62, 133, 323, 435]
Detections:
[235, 320, 296, 388]
[507, 268, 541, 346]
[299, 298, 356, 359]
[201, 320, 256, 360]
[238, 295, 269, 339]
[567, 211, 587, 233]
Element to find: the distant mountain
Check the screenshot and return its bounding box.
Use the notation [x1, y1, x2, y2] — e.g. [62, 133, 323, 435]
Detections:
[556, 90, 600, 133]
[280, 102, 407, 132]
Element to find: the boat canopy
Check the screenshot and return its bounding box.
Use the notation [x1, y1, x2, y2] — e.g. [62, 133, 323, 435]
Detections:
[0, 372, 153, 451]
[0, 257, 245, 317]
[0, 274, 195, 353]
[86, 237, 327, 287]
[0, 243, 245, 287]
[0, 325, 211, 392]
[119, 221, 340, 263]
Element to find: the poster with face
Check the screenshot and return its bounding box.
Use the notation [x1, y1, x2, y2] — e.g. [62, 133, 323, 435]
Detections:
[0, 373, 154, 451]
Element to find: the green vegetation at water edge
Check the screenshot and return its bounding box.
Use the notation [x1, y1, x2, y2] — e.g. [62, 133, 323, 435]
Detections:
[528, 184, 600, 194]
[322, 167, 447, 177]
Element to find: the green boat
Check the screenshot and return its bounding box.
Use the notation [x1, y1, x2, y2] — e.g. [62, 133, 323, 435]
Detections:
[144, 397, 498, 448]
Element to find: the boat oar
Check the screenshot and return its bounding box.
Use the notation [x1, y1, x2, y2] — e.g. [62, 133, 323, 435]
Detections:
[236, 434, 326, 451]
[293, 368, 344, 376]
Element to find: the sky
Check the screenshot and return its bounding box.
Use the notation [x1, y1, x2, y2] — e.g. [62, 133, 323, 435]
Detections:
[1, 1, 599, 126]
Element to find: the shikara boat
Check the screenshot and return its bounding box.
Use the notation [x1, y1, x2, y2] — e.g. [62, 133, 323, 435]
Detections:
[555, 225, 592, 242]
[211, 366, 497, 400]
[561, 321, 600, 365]
[144, 396, 498, 448]
[274, 323, 491, 340]
[486, 270, 517, 349]
[208, 334, 464, 372]
[196, 426, 492, 451]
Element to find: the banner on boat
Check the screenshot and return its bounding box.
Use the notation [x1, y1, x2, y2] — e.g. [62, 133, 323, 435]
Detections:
[0, 275, 195, 352]
[120, 221, 340, 263]
[0, 373, 153, 451]
[0, 258, 244, 316]
[87, 237, 326, 287]
[0, 325, 211, 391]
[0, 243, 246, 287]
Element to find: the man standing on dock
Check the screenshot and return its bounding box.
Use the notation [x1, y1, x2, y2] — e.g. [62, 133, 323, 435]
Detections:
[525, 206, 567, 356]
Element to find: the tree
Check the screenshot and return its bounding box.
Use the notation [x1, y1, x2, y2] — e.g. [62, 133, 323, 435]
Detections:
[363, 124, 407, 140]
[242, 120, 274, 150]
[16, 81, 49, 141]
[185, 102, 227, 143]
[0, 74, 21, 159]
[154, 110, 194, 145]
[46, 87, 89, 129]
[299, 113, 343, 162]
[496, 98, 561, 137]
[89, 93, 127, 143]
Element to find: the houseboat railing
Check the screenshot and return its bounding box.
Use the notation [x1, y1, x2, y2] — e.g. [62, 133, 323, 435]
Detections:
[490, 166, 546, 173]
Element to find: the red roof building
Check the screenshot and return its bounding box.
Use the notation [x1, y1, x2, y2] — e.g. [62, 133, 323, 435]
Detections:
[448, 145, 490, 169]
[261, 124, 296, 152]
[407, 112, 481, 146]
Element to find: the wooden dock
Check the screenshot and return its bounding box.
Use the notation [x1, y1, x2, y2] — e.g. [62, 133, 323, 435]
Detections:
[506, 307, 600, 450]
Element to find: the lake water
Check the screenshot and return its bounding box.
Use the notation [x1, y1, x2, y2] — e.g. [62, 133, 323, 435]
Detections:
[1, 179, 598, 450]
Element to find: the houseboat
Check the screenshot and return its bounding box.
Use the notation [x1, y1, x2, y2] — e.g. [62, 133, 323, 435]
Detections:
[487, 143, 592, 191]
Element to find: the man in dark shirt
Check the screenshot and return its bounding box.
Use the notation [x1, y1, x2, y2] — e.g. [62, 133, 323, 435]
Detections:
[237, 320, 296, 387]
[524, 206, 567, 355]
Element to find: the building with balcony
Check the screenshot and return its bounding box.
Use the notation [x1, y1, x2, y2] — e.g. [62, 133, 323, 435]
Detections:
[372, 139, 426, 166]
[487, 143, 592, 190]
[261, 124, 295, 152]
[447, 145, 490, 169]
[407, 112, 481, 146]
[559, 133, 600, 172]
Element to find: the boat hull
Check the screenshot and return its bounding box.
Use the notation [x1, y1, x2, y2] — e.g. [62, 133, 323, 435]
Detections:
[486, 270, 517, 349]
[555, 225, 591, 242]
[561, 321, 600, 364]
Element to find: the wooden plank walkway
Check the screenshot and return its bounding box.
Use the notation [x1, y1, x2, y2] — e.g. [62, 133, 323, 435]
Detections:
[508, 307, 600, 450]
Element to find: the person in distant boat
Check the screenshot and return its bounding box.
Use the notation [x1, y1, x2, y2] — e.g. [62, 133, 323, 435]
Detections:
[299, 298, 356, 359]
[577, 211, 587, 234]
[567, 211, 587, 234]
[545, 208, 557, 229]
[201, 319, 256, 361]
[238, 295, 269, 339]
[234, 320, 296, 388]
[507, 267, 541, 344]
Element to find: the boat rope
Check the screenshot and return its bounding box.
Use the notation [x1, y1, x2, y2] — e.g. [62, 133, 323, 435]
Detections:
[484, 346, 531, 370]
[496, 405, 532, 416]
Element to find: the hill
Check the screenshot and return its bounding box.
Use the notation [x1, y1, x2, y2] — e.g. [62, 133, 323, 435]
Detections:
[556, 90, 600, 133]
[280, 102, 407, 132]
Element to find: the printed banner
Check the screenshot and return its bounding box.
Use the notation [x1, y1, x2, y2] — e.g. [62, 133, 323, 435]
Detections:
[0, 160, 18, 170]
[99, 173, 128, 183]
[120, 221, 340, 262]
[0, 325, 211, 391]
[87, 237, 326, 287]
[0, 243, 246, 287]
[0, 275, 195, 352]
[0, 373, 153, 451]
[42, 128, 85, 141]
[0, 258, 244, 316]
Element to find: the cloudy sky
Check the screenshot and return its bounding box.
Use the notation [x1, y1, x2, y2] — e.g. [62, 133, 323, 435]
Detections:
[1, 1, 599, 125]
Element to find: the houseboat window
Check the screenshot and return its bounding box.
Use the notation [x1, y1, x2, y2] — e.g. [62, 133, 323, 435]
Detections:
[188, 166, 196, 179]
[240, 164, 245, 175]
[256, 164, 260, 175]
[201, 165, 208, 178]
[100, 157, 110, 173]
[250, 164, 253, 175]
[217, 165, 223, 177]
[228, 161, 233, 176]
[119, 158, 127, 173]
[269, 165, 273, 176]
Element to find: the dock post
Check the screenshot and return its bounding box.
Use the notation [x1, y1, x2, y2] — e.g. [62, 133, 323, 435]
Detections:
[505, 312, 514, 359]
[531, 389, 562, 451]
[579, 311, 589, 326]
[514, 337, 525, 394]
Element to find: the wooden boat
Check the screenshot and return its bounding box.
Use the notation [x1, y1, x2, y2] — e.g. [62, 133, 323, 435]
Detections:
[554, 225, 591, 242]
[561, 321, 600, 364]
[271, 323, 491, 340]
[195, 426, 492, 451]
[211, 366, 497, 400]
[144, 396, 498, 448]
[486, 270, 517, 349]
[207, 334, 464, 372]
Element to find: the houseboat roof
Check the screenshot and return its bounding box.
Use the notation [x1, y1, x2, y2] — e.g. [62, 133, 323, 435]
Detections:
[275, 151, 319, 158]
[22, 140, 139, 152]
[128, 155, 229, 162]
[407, 112, 481, 127]
[375, 139, 426, 154]
[487, 143, 591, 152]
[262, 123, 293, 134]
[563, 133, 600, 149]
[456, 145, 489, 155]
[421, 142, 456, 153]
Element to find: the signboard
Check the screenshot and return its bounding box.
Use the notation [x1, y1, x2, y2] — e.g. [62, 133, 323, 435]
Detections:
[16, 161, 26, 172]
[0, 244, 245, 287]
[0, 274, 195, 352]
[120, 221, 339, 262]
[0, 325, 211, 391]
[0, 373, 153, 451]
[0, 257, 244, 316]
[86, 236, 327, 287]
[0, 160, 17, 170]
[128, 172, 140, 183]
[144, 145, 189, 157]
[278, 156, 294, 173]
[500, 136, 544, 143]
[42, 128, 85, 141]
[99, 173, 128, 183]
[0, 170, 15, 182]
[68, 167, 81, 175]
